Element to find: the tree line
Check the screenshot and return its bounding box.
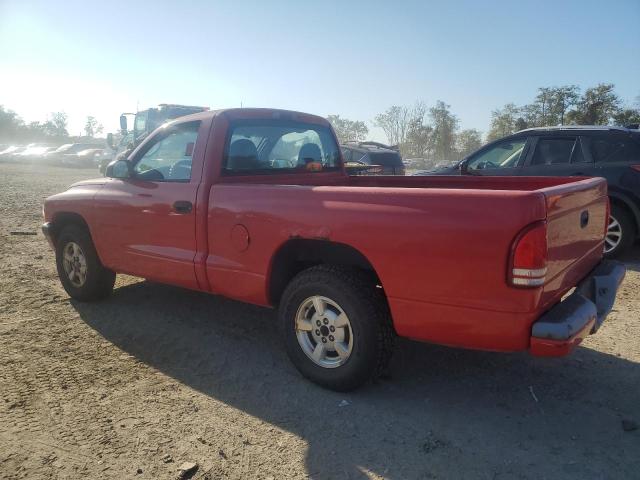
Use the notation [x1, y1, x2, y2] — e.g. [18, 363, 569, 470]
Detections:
[0, 105, 103, 143]
[487, 83, 639, 141]
[329, 83, 639, 166]
[3, 82, 638, 158]
[328, 102, 482, 165]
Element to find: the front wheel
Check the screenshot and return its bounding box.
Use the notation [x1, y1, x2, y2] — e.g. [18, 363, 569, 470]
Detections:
[55, 225, 116, 301]
[279, 265, 394, 391]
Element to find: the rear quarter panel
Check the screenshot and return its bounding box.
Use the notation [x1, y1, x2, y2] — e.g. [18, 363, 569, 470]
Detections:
[205, 183, 549, 350]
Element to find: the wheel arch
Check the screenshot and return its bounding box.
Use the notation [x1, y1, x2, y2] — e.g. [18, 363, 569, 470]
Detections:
[267, 239, 383, 306]
[49, 212, 92, 246]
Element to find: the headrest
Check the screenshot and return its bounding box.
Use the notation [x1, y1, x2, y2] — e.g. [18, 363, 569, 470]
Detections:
[229, 139, 258, 158]
[297, 143, 322, 166]
[228, 139, 259, 169]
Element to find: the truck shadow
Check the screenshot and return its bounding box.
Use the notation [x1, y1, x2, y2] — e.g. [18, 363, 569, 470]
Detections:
[618, 245, 640, 273]
[73, 280, 640, 479]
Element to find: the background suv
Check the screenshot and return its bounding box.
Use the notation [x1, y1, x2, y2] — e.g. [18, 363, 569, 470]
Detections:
[417, 126, 640, 257]
[341, 141, 405, 175]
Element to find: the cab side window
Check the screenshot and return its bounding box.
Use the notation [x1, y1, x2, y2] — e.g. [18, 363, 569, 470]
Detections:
[133, 122, 200, 181]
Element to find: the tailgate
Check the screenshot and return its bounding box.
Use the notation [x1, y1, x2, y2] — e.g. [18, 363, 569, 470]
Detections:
[539, 177, 608, 308]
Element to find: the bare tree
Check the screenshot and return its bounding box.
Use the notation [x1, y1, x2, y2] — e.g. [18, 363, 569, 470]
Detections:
[374, 101, 428, 155]
[84, 116, 104, 138]
[373, 105, 412, 146]
[44, 112, 68, 137]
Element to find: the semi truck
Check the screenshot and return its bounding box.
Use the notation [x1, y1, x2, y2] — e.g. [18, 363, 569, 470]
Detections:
[100, 104, 208, 173]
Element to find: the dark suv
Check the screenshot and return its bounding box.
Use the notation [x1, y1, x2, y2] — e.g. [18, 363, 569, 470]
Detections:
[417, 126, 640, 257]
[341, 141, 405, 175]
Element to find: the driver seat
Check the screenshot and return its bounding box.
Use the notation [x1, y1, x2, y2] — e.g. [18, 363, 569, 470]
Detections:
[228, 139, 259, 170]
[297, 143, 322, 169]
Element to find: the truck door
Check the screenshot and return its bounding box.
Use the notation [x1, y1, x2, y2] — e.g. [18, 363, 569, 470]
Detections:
[93, 120, 205, 290]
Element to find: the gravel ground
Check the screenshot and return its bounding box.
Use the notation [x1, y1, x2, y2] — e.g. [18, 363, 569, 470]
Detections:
[1, 162, 639, 480]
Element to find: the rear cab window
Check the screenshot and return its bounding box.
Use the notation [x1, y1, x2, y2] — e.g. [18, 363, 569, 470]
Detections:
[223, 119, 341, 175]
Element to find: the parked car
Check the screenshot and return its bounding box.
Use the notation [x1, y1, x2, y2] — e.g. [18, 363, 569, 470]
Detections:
[15, 145, 57, 162]
[61, 148, 105, 167]
[341, 141, 405, 175]
[42, 108, 624, 391]
[415, 126, 640, 257]
[0, 145, 27, 161]
[44, 143, 104, 165]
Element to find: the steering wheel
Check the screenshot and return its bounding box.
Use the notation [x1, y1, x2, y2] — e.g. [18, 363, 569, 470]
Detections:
[476, 160, 499, 170]
[168, 159, 192, 180]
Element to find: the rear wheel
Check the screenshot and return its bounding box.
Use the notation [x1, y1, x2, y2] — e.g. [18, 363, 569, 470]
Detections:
[279, 265, 394, 391]
[605, 204, 636, 258]
[55, 225, 115, 301]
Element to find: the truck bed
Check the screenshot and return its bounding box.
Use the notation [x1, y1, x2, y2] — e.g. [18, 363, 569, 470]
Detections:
[207, 174, 608, 352]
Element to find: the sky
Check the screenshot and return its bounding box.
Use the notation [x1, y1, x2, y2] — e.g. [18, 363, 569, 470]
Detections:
[1, 0, 639, 140]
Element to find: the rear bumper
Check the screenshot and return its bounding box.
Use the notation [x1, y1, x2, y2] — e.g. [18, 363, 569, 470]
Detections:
[529, 260, 626, 357]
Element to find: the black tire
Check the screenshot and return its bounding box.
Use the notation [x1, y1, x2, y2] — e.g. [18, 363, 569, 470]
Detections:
[279, 265, 394, 391]
[605, 204, 636, 258]
[55, 225, 116, 301]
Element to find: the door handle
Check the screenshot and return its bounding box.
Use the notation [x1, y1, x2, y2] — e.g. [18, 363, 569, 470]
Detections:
[173, 200, 193, 214]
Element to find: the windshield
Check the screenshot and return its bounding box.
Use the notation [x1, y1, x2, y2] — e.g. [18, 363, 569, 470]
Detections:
[467, 139, 526, 171]
[134, 113, 147, 136]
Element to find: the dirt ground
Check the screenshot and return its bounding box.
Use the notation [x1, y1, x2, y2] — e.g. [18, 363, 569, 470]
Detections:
[0, 162, 639, 480]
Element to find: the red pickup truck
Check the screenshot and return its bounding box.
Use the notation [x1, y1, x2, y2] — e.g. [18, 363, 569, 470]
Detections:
[43, 108, 626, 391]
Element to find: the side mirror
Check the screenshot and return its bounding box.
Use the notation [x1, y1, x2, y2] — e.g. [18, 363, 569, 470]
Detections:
[106, 133, 114, 149]
[459, 159, 469, 174]
[105, 159, 131, 179]
[119, 115, 128, 134]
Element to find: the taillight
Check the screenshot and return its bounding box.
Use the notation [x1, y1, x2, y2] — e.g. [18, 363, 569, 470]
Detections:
[630, 165, 640, 172]
[509, 221, 548, 287]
